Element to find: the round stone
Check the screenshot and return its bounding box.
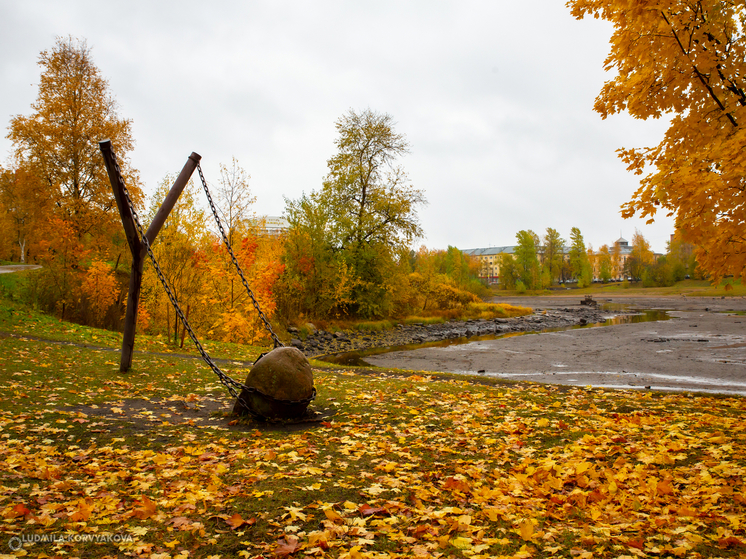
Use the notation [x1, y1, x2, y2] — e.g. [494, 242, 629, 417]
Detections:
[232, 347, 314, 419]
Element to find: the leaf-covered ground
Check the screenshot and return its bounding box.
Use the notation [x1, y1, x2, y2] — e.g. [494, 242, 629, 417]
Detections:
[0, 331, 745, 558]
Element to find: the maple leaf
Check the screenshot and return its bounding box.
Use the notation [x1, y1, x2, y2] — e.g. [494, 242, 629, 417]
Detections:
[283, 506, 306, 522]
[443, 477, 470, 493]
[358, 504, 389, 517]
[168, 516, 193, 530]
[3, 503, 32, 520]
[225, 513, 255, 529]
[68, 498, 92, 522]
[450, 536, 473, 550]
[132, 495, 156, 520]
[324, 509, 344, 524]
[518, 519, 534, 541]
[718, 536, 746, 549]
[274, 535, 300, 557]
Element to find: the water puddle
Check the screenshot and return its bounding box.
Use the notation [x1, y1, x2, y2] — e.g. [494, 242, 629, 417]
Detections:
[320, 307, 669, 367]
[469, 370, 746, 396]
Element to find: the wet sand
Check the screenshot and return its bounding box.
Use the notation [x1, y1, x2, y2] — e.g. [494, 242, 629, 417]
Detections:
[366, 295, 746, 395]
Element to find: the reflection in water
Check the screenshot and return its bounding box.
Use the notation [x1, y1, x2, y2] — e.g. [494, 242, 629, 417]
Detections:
[320, 307, 670, 367]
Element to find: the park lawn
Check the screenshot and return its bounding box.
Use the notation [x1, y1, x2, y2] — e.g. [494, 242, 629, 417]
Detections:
[0, 322, 745, 558]
[0, 295, 267, 364]
[491, 279, 746, 299]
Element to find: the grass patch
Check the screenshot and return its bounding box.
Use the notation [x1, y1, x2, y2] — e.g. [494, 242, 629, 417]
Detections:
[1, 315, 744, 557]
[403, 316, 446, 325]
[0, 296, 266, 364]
[355, 320, 397, 332]
[493, 278, 746, 298]
[0, 287, 745, 557]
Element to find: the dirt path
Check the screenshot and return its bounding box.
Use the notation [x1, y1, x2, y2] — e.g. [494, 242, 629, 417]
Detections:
[0, 264, 40, 274]
[366, 295, 746, 395]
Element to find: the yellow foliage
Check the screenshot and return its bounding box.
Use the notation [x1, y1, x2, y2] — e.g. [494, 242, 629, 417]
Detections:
[568, 0, 746, 282]
[80, 260, 119, 326]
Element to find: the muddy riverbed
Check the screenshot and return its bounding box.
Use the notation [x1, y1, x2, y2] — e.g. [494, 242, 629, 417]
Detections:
[364, 295, 746, 395]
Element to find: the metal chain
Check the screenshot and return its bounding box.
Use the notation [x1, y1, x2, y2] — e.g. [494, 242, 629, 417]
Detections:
[196, 164, 284, 349]
[106, 149, 312, 413]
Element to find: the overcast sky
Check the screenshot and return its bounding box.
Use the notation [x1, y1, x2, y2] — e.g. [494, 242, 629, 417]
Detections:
[0, 0, 675, 253]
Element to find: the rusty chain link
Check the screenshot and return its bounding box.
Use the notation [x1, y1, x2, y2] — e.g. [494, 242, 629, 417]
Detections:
[196, 163, 284, 349]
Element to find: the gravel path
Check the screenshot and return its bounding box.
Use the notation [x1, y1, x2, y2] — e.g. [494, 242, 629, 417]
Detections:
[0, 265, 40, 274]
[365, 295, 746, 396]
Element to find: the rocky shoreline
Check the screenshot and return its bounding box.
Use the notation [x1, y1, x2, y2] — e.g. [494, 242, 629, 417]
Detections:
[289, 303, 622, 359]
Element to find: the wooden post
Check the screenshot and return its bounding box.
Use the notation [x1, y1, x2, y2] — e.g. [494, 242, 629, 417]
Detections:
[180, 305, 190, 348]
[99, 140, 201, 371]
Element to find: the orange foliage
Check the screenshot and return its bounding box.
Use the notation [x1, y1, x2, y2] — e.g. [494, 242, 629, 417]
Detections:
[80, 260, 119, 327]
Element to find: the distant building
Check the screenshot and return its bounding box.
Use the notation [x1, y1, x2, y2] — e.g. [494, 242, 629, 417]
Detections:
[597, 236, 663, 280]
[461, 246, 515, 283]
[464, 236, 662, 283]
[611, 236, 633, 279]
[257, 216, 289, 236]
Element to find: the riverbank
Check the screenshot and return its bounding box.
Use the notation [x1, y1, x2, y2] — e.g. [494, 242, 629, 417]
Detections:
[293, 298, 619, 358]
[365, 295, 746, 395]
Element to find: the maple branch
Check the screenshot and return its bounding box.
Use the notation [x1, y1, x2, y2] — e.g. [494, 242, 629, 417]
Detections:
[661, 9, 738, 127]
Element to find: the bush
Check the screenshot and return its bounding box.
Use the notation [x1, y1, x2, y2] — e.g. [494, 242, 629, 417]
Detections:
[356, 320, 395, 332]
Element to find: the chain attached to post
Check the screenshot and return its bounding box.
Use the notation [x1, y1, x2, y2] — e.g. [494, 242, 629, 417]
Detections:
[196, 164, 284, 349]
[104, 148, 312, 416]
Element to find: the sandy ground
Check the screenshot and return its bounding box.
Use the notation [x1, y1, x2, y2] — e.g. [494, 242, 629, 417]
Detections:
[366, 295, 746, 396]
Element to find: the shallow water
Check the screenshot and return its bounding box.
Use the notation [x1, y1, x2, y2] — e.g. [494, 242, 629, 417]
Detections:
[320, 307, 670, 367]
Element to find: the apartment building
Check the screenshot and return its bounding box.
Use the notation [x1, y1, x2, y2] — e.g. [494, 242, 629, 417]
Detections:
[464, 237, 653, 283]
[461, 246, 515, 283]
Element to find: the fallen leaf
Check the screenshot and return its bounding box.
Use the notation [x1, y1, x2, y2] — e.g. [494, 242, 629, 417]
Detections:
[274, 535, 300, 557]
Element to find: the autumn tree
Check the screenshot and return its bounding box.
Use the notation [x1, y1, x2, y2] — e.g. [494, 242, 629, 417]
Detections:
[611, 240, 623, 279]
[408, 246, 439, 311]
[627, 229, 655, 280]
[597, 244, 613, 283]
[141, 176, 209, 342]
[0, 164, 51, 262]
[514, 230, 541, 290]
[586, 244, 597, 283]
[279, 193, 358, 319]
[497, 253, 518, 290]
[406, 246, 483, 312]
[283, 109, 426, 318]
[542, 227, 565, 285]
[4, 37, 140, 323]
[214, 157, 255, 247]
[210, 157, 257, 310]
[7, 36, 141, 242]
[667, 234, 699, 280]
[568, 227, 592, 285]
[568, 1, 746, 283]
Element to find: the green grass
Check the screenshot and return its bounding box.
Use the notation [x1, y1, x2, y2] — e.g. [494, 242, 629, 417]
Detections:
[402, 316, 446, 325]
[492, 278, 746, 298]
[1, 306, 744, 558]
[0, 295, 267, 365]
[355, 320, 397, 332]
[0, 280, 745, 557]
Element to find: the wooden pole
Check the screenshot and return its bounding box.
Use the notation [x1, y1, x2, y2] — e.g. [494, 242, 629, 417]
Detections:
[99, 140, 201, 371]
[144, 153, 202, 245]
[180, 305, 190, 348]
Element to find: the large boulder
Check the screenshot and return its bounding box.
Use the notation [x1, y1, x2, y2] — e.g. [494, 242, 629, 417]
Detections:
[232, 347, 315, 419]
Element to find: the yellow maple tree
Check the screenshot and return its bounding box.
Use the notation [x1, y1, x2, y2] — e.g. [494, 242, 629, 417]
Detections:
[567, 0, 746, 283]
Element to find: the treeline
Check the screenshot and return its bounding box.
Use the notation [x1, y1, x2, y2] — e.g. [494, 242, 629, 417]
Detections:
[495, 227, 700, 291]
[0, 37, 486, 345]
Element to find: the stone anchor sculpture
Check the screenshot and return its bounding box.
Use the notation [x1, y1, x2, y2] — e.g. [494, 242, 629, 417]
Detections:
[232, 347, 315, 419]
